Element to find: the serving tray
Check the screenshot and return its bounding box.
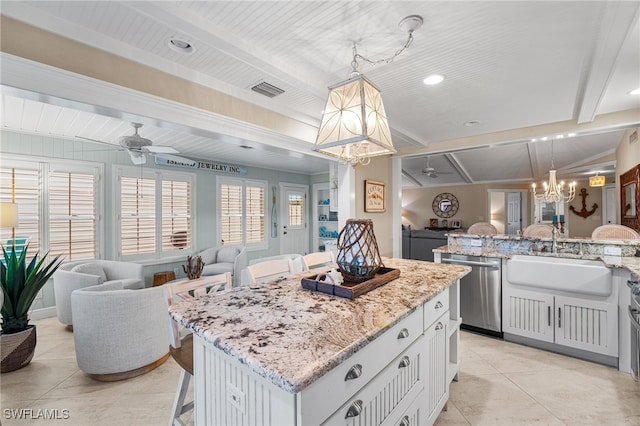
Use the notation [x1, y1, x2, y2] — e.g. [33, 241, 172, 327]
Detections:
[301, 267, 400, 299]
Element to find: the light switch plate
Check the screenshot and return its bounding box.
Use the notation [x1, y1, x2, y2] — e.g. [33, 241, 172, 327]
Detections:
[603, 246, 622, 256]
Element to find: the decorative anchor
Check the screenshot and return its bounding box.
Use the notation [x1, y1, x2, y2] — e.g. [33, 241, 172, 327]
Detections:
[569, 188, 599, 218]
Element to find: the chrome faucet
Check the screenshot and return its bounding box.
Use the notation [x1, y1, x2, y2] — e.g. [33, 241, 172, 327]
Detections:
[552, 226, 558, 254]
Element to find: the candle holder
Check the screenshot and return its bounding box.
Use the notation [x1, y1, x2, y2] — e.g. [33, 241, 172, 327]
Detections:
[336, 219, 383, 283]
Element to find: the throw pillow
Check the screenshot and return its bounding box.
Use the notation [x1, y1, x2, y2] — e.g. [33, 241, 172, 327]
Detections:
[217, 247, 239, 264]
[71, 262, 108, 281]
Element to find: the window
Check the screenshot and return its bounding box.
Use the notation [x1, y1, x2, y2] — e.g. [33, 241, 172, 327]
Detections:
[0, 156, 101, 261]
[217, 177, 266, 249]
[288, 193, 304, 227]
[116, 167, 193, 260]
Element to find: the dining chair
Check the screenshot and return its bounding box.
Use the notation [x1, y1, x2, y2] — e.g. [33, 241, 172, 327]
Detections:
[164, 272, 232, 426]
[467, 222, 498, 235]
[244, 258, 296, 286]
[591, 224, 640, 240]
[301, 251, 336, 271]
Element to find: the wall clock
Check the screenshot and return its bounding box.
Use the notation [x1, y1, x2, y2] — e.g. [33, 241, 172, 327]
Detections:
[432, 193, 459, 218]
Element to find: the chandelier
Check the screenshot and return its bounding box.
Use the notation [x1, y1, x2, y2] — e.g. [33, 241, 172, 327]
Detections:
[532, 140, 576, 203]
[314, 15, 423, 166]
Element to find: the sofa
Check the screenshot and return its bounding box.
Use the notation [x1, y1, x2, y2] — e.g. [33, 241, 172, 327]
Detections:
[71, 282, 169, 381]
[53, 260, 144, 328]
[198, 244, 247, 287]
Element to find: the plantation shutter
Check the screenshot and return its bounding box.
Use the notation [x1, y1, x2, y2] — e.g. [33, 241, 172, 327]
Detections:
[48, 171, 97, 260]
[245, 185, 265, 243]
[220, 183, 243, 244]
[120, 176, 156, 255]
[0, 166, 40, 254]
[162, 179, 191, 251]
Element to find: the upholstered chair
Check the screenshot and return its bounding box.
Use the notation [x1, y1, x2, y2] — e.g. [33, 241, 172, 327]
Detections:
[198, 245, 247, 287]
[53, 260, 144, 329]
[70, 282, 170, 381]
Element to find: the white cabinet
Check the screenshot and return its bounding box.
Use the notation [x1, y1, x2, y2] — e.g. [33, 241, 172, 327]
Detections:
[503, 287, 555, 343]
[312, 182, 339, 252]
[425, 313, 449, 425]
[503, 281, 618, 357]
[554, 295, 618, 357]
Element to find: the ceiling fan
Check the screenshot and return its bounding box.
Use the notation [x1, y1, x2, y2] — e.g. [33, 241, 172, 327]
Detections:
[422, 157, 452, 178]
[76, 122, 195, 166]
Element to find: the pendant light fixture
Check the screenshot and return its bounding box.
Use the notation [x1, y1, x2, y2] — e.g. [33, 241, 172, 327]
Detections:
[532, 139, 576, 203]
[314, 15, 423, 166]
[589, 173, 606, 187]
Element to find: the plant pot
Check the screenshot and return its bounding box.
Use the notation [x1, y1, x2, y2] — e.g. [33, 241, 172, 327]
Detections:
[1, 325, 36, 373]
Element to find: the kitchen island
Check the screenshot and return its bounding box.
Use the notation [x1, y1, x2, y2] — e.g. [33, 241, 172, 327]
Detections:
[169, 258, 470, 426]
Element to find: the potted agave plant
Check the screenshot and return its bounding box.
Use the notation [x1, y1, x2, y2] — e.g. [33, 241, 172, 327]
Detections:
[1, 244, 62, 373]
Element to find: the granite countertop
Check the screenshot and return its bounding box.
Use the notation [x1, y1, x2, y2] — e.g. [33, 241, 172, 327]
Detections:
[168, 258, 470, 394]
[435, 245, 640, 276]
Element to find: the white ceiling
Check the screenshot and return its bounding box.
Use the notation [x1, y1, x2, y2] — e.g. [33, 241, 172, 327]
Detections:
[0, 1, 639, 183]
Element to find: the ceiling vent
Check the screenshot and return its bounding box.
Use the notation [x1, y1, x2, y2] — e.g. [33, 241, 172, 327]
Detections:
[250, 81, 285, 98]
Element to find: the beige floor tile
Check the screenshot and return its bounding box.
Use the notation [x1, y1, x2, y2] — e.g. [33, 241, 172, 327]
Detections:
[4, 317, 638, 426]
[433, 400, 471, 425]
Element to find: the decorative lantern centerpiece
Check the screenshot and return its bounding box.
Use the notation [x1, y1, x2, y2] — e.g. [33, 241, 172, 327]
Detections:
[336, 219, 383, 282]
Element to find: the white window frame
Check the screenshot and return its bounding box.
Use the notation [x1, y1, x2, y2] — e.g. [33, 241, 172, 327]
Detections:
[216, 176, 268, 251]
[113, 165, 195, 262]
[0, 154, 104, 260]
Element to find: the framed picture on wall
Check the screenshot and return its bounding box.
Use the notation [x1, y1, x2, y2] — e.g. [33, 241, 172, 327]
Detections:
[364, 180, 385, 212]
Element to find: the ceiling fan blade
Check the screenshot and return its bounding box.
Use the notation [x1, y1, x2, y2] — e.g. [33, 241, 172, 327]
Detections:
[145, 145, 178, 154]
[154, 153, 197, 167]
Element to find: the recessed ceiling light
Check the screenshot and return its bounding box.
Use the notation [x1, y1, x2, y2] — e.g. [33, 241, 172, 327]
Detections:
[629, 88, 640, 95]
[168, 38, 194, 54]
[567, 133, 576, 137]
[531, 138, 537, 142]
[423, 74, 444, 85]
[464, 120, 480, 127]
[541, 137, 548, 141]
[557, 134, 564, 138]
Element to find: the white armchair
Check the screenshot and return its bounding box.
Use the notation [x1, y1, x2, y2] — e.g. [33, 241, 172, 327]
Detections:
[53, 260, 144, 328]
[71, 282, 169, 381]
[199, 245, 247, 287]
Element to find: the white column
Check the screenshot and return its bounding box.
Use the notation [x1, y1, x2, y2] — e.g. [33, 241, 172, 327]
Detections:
[337, 163, 355, 231]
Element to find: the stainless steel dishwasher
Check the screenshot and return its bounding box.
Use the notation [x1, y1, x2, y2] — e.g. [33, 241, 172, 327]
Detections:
[440, 253, 502, 337]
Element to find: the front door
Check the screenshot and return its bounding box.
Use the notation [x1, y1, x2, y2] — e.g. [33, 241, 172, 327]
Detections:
[506, 192, 522, 235]
[280, 184, 309, 255]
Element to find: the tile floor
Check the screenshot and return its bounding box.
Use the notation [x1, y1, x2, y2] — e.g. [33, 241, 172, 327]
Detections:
[2, 317, 639, 425]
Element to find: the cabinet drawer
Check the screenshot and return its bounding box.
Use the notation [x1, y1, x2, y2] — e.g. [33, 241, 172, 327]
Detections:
[321, 335, 425, 426]
[387, 391, 424, 426]
[301, 308, 423, 426]
[424, 289, 449, 330]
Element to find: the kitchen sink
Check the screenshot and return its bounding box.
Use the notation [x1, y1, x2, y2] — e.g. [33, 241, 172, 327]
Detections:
[506, 255, 612, 297]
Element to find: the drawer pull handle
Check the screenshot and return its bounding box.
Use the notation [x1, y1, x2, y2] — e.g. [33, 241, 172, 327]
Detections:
[399, 415, 410, 426]
[344, 364, 362, 381]
[434, 301, 444, 309]
[397, 328, 409, 339]
[435, 322, 444, 331]
[398, 356, 411, 369]
[345, 400, 363, 419]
